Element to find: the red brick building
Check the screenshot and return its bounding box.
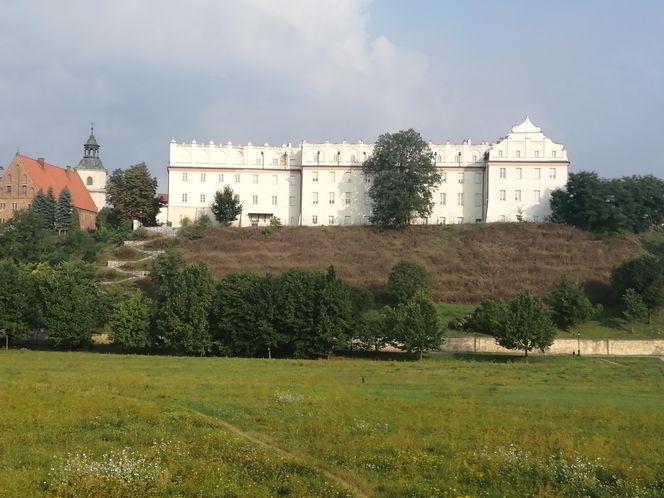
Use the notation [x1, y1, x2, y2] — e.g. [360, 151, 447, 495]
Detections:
[0, 154, 98, 229]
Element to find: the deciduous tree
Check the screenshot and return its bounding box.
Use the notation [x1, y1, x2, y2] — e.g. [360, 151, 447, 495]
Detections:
[387, 260, 429, 303]
[386, 291, 443, 360]
[611, 255, 664, 323]
[547, 275, 596, 331]
[109, 292, 153, 349]
[211, 186, 242, 225]
[107, 163, 161, 225]
[362, 129, 440, 229]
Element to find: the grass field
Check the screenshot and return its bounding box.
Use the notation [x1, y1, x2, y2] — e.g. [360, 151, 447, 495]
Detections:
[1, 351, 663, 497]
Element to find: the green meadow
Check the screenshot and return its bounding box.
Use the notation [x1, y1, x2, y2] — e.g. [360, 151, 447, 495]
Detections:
[1, 351, 663, 497]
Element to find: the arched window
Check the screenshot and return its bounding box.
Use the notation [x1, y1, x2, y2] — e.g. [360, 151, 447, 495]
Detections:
[86, 176, 93, 186]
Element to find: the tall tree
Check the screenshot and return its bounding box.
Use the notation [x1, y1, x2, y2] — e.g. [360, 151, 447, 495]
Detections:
[54, 187, 73, 233]
[362, 129, 441, 229]
[387, 260, 429, 303]
[30, 189, 56, 229]
[109, 292, 153, 349]
[107, 163, 161, 225]
[547, 275, 596, 331]
[386, 291, 443, 360]
[0, 260, 30, 344]
[210, 186, 243, 225]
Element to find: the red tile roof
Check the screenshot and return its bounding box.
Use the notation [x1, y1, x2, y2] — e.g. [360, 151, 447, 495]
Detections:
[16, 154, 97, 212]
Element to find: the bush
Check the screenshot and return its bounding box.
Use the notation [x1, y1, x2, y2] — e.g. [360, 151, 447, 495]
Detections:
[387, 260, 429, 304]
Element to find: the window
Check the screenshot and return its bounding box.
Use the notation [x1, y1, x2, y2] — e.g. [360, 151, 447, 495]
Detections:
[272, 158, 278, 166]
[552, 150, 557, 158]
[498, 150, 504, 158]
[252, 174, 259, 184]
[516, 167, 522, 179]
[312, 192, 319, 205]
[534, 150, 540, 158]
[182, 172, 188, 182]
[534, 168, 541, 180]
[271, 195, 277, 205]
[549, 168, 557, 179]
[500, 215, 506, 222]
[472, 155, 478, 162]
[515, 150, 521, 158]
[499, 190, 506, 201]
[11, 203, 17, 211]
[312, 171, 319, 182]
[457, 217, 464, 224]
[345, 170, 351, 182]
[458, 172, 464, 184]
[344, 215, 351, 225]
[457, 193, 464, 206]
[474, 193, 481, 207]
[312, 215, 318, 224]
[182, 193, 188, 203]
[329, 192, 335, 205]
[474, 172, 482, 184]
[86, 176, 93, 186]
[364, 174, 371, 183]
[439, 217, 446, 225]
[534, 190, 541, 202]
[252, 195, 258, 205]
[200, 172, 206, 182]
[21, 184, 27, 194]
[0, 203, 4, 209]
[439, 193, 446, 205]
[218, 173, 224, 182]
[499, 167, 506, 178]
[329, 171, 335, 182]
[437, 154, 442, 164]
[344, 192, 351, 205]
[200, 193, 206, 203]
[440, 172, 446, 183]
[351, 155, 356, 163]
[329, 216, 335, 225]
[256, 156, 262, 165]
[235, 174, 241, 183]
[289, 196, 295, 206]
[272, 175, 278, 185]
[514, 190, 522, 201]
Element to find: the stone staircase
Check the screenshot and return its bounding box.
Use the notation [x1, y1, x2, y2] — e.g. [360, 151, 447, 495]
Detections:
[103, 239, 165, 284]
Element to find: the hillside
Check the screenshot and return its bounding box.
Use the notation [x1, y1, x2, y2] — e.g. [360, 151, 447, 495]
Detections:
[173, 223, 645, 303]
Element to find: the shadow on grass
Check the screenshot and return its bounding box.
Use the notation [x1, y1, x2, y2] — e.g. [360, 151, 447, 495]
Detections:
[433, 352, 529, 363]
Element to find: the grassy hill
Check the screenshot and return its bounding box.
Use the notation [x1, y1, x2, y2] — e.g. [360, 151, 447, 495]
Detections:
[174, 223, 645, 303]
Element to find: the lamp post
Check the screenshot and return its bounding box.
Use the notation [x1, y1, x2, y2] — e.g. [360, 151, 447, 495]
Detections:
[577, 331, 581, 356]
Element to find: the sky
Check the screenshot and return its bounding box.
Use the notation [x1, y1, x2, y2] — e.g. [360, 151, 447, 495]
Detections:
[1, 0, 662, 190]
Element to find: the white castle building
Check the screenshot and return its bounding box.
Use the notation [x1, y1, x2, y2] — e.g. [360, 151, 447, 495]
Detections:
[166, 118, 568, 228]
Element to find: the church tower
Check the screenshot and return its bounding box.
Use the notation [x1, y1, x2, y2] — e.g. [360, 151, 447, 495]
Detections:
[75, 125, 107, 211]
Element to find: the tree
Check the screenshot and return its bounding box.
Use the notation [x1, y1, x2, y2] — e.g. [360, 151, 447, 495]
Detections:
[0, 260, 30, 344]
[611, 255, 664, 323]
[109, 292, 153, 349]
[387, 260, 429, 303]
[547, 275, 595, 331]
[354, 309, 388, 352]
[362, 129, 441, 229]
[107, 163, 161, 225]
[54, 187, 73, 233]
[211, 186, 242, 225]
[622, 288, 648, 332]
[469, 291, 556, 357]
[153, 262, 216, 355]
[30, 188, 56, 229]
[386, 291, 443, 360]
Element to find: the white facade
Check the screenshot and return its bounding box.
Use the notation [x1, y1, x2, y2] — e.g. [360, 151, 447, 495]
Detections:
[166, 118, 569, 227]
[77, 168, 107, 212]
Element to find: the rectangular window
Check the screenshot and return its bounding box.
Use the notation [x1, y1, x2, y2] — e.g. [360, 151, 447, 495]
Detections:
[200, 193, 206, 203]
[182, 193, 188, 203]
[312, 171, 319, 182]
[457, 193, 464, 206]
[329, 192, 335, 205]
[441, 171, 447, 183]
[534, 190, 541, 202]
[499, 167, 506, 178]
[182, 172, 188, 182]
[11, 203, 17, 211]
[344, 215, 351, 225]
[534, 150, 540, 158]
[272, 158, 278, 165]
[344, 192, 351, 205]
[235, 174, 241, 183]
[345, 170, 352, 182]
[329, 171, 335, 183]
[252, 195, 258, 205]
[549, 168, 557, 179]
[22, 185, 27, 194]
[552, 151, 557, 158]
[516, 167, 522, 179]
[474, 193, 481, 207]
[514, 190, 522, 201]
[440, 193, 446, 205]
[312, 215, 318, 225]
[458, 172, 464, 184]
[200, 173, 206, 182]
[271, 175, 277, 185]
[289, 196, 295, 206]
[474, 172, 481, 184]
[439, 217, 446, 225]
[351, 155, 356, 163]
[218, 173, 224, 182]
[271, 196, 277, 205]
[516, 150, 521, 158]
[500, 215, 506, 222]
[312, 192, 319, 205]
[329, 215, 335, 225]
[498, 150, 504, 158]
[457, 217, 464, 224]
[534, 168, 541, 180]
[256, 156, 262, 165]
[499, 190, 506, 201]
[252, 174, 259, 184]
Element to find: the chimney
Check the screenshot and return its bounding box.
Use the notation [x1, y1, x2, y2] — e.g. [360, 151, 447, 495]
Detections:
[37, 157, 45, 167]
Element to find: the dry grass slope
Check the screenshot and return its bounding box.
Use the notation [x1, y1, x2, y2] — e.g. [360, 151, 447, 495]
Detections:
[178, 223, 644, 302]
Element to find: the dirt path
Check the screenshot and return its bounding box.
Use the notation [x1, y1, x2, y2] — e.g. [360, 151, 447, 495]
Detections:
[181, 407, 371, 498]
